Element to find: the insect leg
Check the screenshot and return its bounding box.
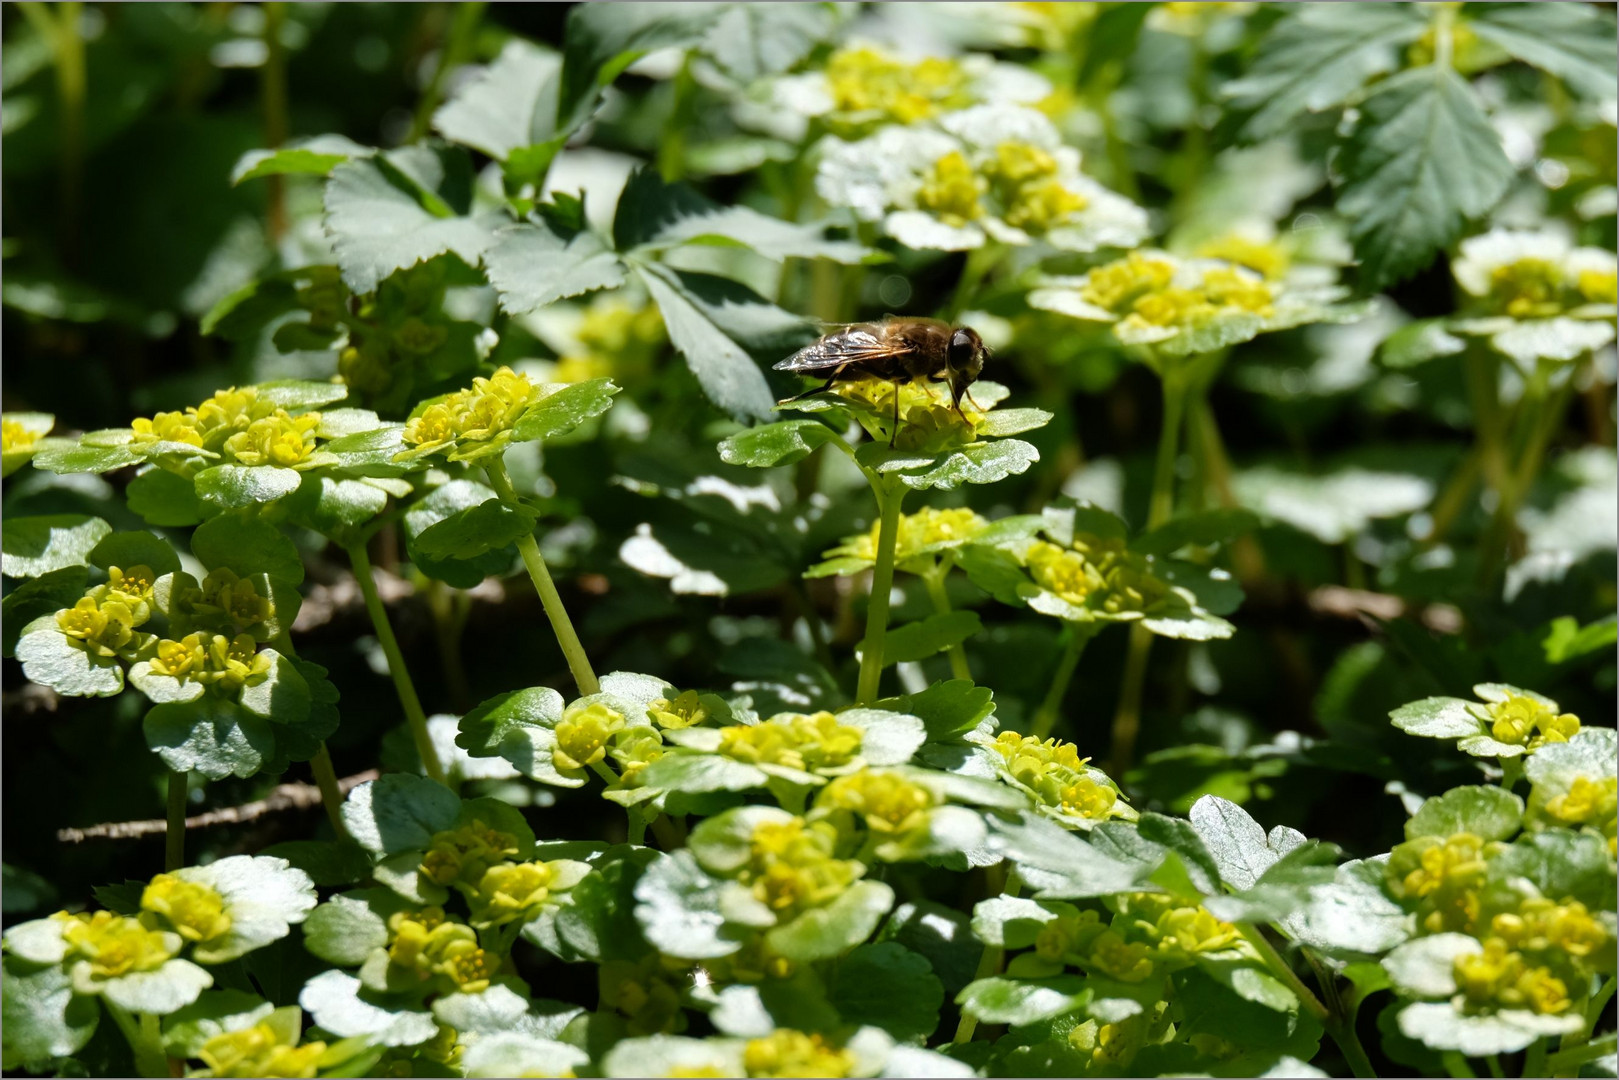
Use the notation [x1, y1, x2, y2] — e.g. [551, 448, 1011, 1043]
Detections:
[890, 378, 902, 446]
[777, 377, 838, 404]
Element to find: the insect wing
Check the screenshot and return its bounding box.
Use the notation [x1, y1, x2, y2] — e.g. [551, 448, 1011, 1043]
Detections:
[771, 328, 914, 373]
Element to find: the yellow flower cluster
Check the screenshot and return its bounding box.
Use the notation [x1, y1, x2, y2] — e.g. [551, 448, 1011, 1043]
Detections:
[1025, 535, 1171, 618]
[555, 702, 626, 774]
[918, 151, 985, 226]
[1453, 939, 1572, 1016]
[841, 506, 988, 567]
[742, 1028, 856, 1079]
[131, 388, 249, 449]
[1195, 232, 1290, 281]
[599, 955, 688, 1036]
[817, 770, 935, 837]
[472, 860, 555, 927]
[824, 46, 969, 127]
[1081, 252, 1276, 335]
[740, 817, 863, 918]
[57, 594, 145, 659]
[56, 910, 176, 980]
[141, 874, 231, 944]
[222, 410, 323, 469]
[988, 731, 1127, 822]
[1387, 832, 1501, 935]
[988, 141, 1088, 232]
[2, 416, 44, 454]
[1490, 257, 1607, 318]
[649, 690, 709, 731]
[1542, 776, 1618, 854]
[1487, 693, 1581, 751]
[197, 1022, 326, 1079]
[191, 568, 274, 630]
[828, 378, 980, 451]
[718, 713, 864, 774]
[148, 632, 274, 694]
[385, 908, 499, 993]
[102, 565, 157, 608]
[555, 300, 667, 385]
[419, 820, 522, 889]
[400, 366, 536, 458]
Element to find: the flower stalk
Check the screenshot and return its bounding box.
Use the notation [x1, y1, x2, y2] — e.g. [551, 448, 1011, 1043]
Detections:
[1030, 626, 1092, 740]
[345, 540, 447, 785]
[484, 457, 600, 697]
[165, 771, 187, 873]
[856, 476, 907, 704]
[922, 564, 972, 682]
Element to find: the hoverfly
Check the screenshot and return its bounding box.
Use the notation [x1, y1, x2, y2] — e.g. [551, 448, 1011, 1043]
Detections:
[773, 318, 989, 442]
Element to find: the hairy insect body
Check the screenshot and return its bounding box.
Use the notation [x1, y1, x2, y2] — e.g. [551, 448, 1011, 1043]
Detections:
[773, 318, 989, 421]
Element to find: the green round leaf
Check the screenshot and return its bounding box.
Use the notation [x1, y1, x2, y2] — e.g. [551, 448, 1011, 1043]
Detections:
[191, 513, 305, 585]
[341, 774, 462, 857]
[2, 515, 112, 579]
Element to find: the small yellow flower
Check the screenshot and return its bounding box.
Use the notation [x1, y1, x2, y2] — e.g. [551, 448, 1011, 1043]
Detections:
[818, 770, 934, 836]
[103, 565, 157, 607]
[1154, 905, 1241, 957]
[824, 46, 968, 126]
[131, 410, 206, 448]
[1487, 693, 1581, 751]
[649, 690, 708, 730]
[192, 387, 261, 437]
[1026, 540, 1102, 606]
[223, 409, 323, 468]
[141, 873, 232, 944]
[197, 1021, 326, 1079]
[742, 818, 862, 917]
[402, 402, 460, 452]
[1577, 266, 1618, 306]
[472, 861, 553, 927]
[1003, 177, 1088, 232]
[386, 908, 447, 972]
[196, 568, 274, 629]
[1080, 252, 1178, 312]
[742, 1029, 855, 1079]
[1196, 233, 1290, 281]
[203, 633, 273, 693]
[419, 822, 522, 888]
[555, 702, 626, 773]
[399, 366, 538, 458]
[60, 911, 176, 979]
[1545, 775, 1618, 828]
[1087, 930, 1155, 982]
[1, 418, 44, 454]
[1060, 776, 1118, 819]
[917, 151, 985, 226]
[56, 596, 141, 658]
[435, 935, 499, 993]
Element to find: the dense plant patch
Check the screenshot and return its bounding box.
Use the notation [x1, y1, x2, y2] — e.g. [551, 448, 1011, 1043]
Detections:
[1, 3, 1615, 1077]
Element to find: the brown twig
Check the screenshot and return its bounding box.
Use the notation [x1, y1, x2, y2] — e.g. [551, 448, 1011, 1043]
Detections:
[57, 770, 379, 844]
[1307, 585, 1463, 634]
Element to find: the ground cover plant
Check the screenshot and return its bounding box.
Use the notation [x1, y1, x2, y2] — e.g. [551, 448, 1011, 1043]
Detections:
[1, 2, 1616, 1077]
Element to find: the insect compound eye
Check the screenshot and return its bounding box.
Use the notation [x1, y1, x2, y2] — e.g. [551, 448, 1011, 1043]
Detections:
[948, 329, 978, 368]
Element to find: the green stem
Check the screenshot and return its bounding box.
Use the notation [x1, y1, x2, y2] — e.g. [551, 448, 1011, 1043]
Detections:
[1523, 1039, 1548, 1080]
[1485, 1055, 1504, 1079]
[408, 2, 486, 141]
[1148, 369, 1190, 530]
[953, 867, 1021, 1044]
[1109, 623, 1151, 774]
[309, 743, 349, 840]
[105, 1002, 168, 1079]
[1030, 627, 1090, 740]
[484, 459, 601, 696]
[165, 771, 187, 872]
[1480, 365, 1570, 583]
[649, 814, 685, 850]
[856, 478, 905, 704]
[19, 2, 85, 263]
[346, 541, 447, 785]
[627, 811, 648, 847]
[923, 565, 971, 683]
[260, 1, 289, 244]
[1550, 1034, 1618, 1076]
[1442, 1050, 1477, 1078]
[657, 56, 697, 181]
[1238, 924, 1330, 1024]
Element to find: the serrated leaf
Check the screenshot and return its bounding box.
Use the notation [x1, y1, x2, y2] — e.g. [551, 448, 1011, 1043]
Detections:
[232, 134, 368, 184]
[513, 378, 621, 441]
[700, 3, 834, 83]
[616, 167, 867, 263]
[2, 955, 99, 1068]
[875, 612, 982, 667]
[1189, 795, 1282, 891]
[557, 2, 727, 134]
[1335, 65, 1513, 290]
[194, 465, 303, 509]
[16, 616, 124, 697]
[718, 419, 842, 468]
[432, 40, 566, 183]
[412, 498, 536, 561]
[191, 513, 304, 585]
[637, 262, 811, 421]
[324, 147, 504, 294]
[1226, 4, 1429, 140]
[828, 942, 944, 1043]
[1406, 785, 1522, 842]
[2, 515, 111, 578]
[483, 221, 626, 315]
[1466, 2, 1618, 98]
[957, 975, 1087, 1025]
[144, 697, 275, 780]
[876, 439, 1041, 492]
[127, 468, 206, 527]
[341, 774, 462, 856]
[875, 679, 995, 741]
